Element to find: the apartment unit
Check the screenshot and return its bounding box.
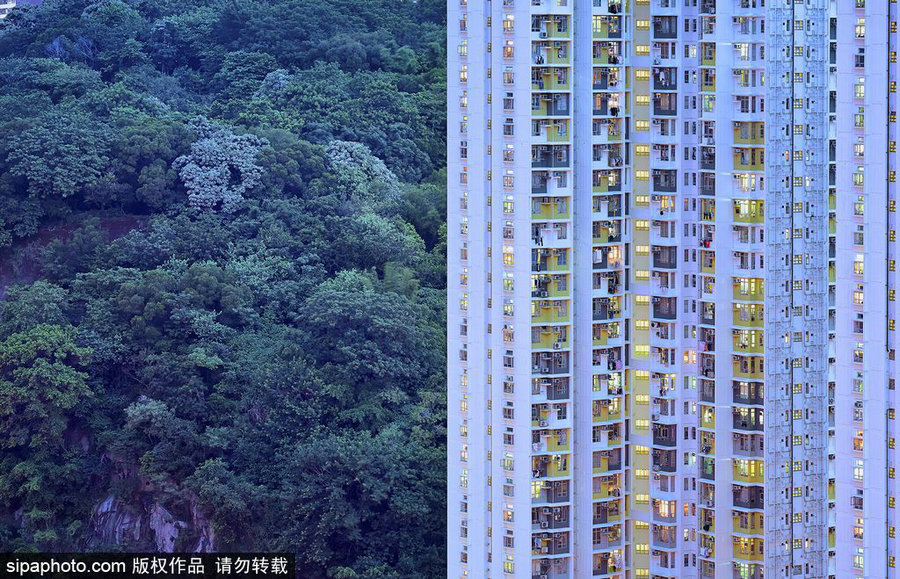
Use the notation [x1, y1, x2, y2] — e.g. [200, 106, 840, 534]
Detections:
[0, 0, 14, 18]
[448, 0, 897, 577]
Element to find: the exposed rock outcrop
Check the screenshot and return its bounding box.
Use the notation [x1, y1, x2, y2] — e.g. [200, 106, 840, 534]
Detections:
[87, 495, 213, 553]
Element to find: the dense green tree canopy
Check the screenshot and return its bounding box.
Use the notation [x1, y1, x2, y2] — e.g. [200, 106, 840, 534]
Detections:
[0, 0, 446, 576]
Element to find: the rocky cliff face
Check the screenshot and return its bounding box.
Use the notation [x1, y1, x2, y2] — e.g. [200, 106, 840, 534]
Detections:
[87, 495, 214, 553]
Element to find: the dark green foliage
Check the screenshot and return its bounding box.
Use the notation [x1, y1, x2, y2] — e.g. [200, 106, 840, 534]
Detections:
[0, 0, 446, 576]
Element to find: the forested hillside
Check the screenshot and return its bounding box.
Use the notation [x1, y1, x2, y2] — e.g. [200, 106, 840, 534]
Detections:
[0, 1, 447, 576]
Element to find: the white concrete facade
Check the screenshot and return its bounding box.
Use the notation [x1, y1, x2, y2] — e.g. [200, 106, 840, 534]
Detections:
[448, 0, 894, 577]
[0, 1, 15, 18]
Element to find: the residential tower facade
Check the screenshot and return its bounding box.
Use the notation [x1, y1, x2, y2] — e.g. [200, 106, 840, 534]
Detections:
[448, 0, 896, 577]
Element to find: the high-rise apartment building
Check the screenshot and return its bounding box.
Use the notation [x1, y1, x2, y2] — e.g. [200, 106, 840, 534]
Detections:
[448, 0, 898, 577]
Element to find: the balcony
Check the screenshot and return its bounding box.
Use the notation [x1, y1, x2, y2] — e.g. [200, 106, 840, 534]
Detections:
[651, 500, 677, 523]
[531, 68, 570, 91]
[700, 405, 715, 429]
[533, 15, 571, 39]
[731, 566, 763, 579]
[593, 527, 623, 550]
[651, 246, 677, 269]
[652, 424, 677, 447]
[732, 280, 764, 302]
[700, 43, 716, 66]
[593, 426, 623, 450]
[592, 247, 623, 272]
[652, 16, 678, 39]
[533, 223, 569, 248]
[652, 99, 677, 117]
[699, 511, 715, 534]
[732, 304, 763, 328]
[592, 0, 624, 14]
[651, 526, 677, 549]
[652, 175, 677, 197]
[593, 272, 622, 296]
[533, 480, 571, 504]
[532, 531, 570, 556]
[732, 485, 764, 509]
[650, 552, 678, 575]
[593, 118, 624, 142]
[592, 298, 622, 321]
[733, 201, 764, 223]
[593, 373, 624, 398]
[532, 559, 569, 579]
[593, 221, 623, 244]
[592, 172, 623, 193]
[532, 274, 570, 299]
[652, 297, 677, 320]
[532, 327, 570, 351]
[652, 449, 677, 473]
[732, 512, 764, 535]
[652, 67, 677, 90]
[592, 15, 623, 39]
[532, 43, 571, 66]
[732, 356, 764, 380]
[592, 146, 625, 170]
[531, 172, 570, 196]
[593, 323, 623, 346]
[700, 173, 716, 195]
[532, 197, 570, 220]
[532, 93, 571, 117]
[532, 454, 571, 479]
[533, 376, 570, 401]
[732, 382, 764, 405]
[593, 399, 623, 423]
[592, 42, 623, 65]
[733, 415, 763, 437]
[532, 248, 569, 273]
[593, 95, 627, 118]
[533, 120, 570, 144]
[532, 145, 570, 168]
[698, 456, 715, 480]
[700, 148, 715, 170]
[733, 122, 764, 145]
[532, 505, 570, 530]
[592, 551, 625, 576]
[592, 453, 623, 475]
[592, 500, 623, 524]
[733, 149, 764, 172]
[700, 304, 716, 326]
[592, 194, 623, 217]
[532, 351, 570, 375]
[699, 380, 715, 403]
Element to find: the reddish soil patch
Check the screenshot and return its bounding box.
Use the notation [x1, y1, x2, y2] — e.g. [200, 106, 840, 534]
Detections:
[0, 213, 146, 298]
